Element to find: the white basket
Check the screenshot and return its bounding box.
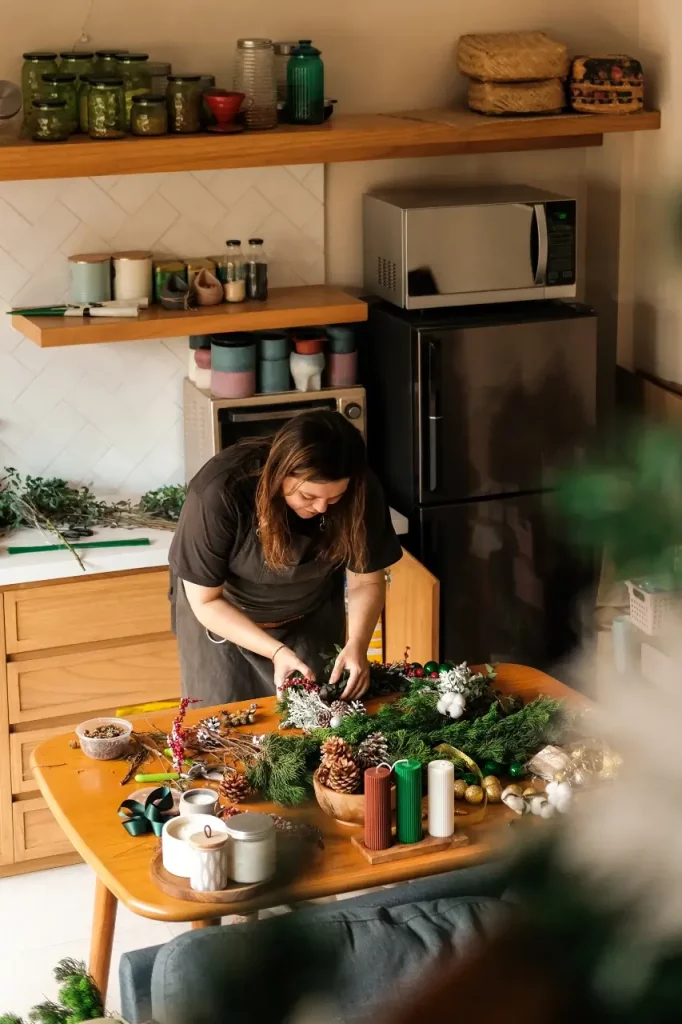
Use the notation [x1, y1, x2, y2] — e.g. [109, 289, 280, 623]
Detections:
[626, 580, 682, 636]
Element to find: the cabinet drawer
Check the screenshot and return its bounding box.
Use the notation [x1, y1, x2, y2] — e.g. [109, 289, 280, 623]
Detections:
[4, 571, 171, 654]
[13, 797, 73, 862]
[10, 724, 81, 794]
[7, 638, 180, 723]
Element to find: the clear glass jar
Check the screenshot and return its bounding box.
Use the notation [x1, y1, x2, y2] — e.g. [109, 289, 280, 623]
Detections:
[131, 94, 168, 136]
[166, 75, 203, 133]
[245, 238, 268, 301]
[287, 40, 324, 125]
[88, 78, 126, 139]
[223, 240, 246, 303]
[94, 49, 128, 75]
[31, 98, 70, 141]
[22, 51, 58, 126]
[234, 38, 277, 130]
[116, 53, 150, 129]
[60, 51, 95, 83]
[41, 73, 78, 134]
[224, 812, 276, 884]
[273, 42, 295, 106]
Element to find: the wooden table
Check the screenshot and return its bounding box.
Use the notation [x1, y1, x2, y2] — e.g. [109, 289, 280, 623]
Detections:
[32, 664, 574, 997]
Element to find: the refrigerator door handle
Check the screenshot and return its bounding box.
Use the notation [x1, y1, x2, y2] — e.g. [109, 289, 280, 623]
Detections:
[427, 340, 441, 492]
[532, 203, 549, 286]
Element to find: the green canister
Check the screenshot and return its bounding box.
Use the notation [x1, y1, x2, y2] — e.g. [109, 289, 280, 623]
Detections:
[116, 53, 151, 128]
[286, 40, 324, 125]
[41, 73, 78, 134]
[22, 51, 58, 125]
[68, 253, 112, 304]
[59, 51, 95, 84]
[153, 259, 186, 302]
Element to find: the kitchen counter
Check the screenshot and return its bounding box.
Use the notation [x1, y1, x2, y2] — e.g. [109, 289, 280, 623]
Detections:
[0, 508, 409, 588]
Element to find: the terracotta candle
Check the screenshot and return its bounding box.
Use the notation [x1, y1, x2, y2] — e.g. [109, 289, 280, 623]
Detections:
[395, 759, 422, 845]
[364, 765, 392, 850]
[427, 760, 455, 838]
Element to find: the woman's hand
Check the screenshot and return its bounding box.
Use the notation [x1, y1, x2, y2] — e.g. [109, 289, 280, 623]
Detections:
[272, 645, 316, 694]
[330, 639, 370, 700]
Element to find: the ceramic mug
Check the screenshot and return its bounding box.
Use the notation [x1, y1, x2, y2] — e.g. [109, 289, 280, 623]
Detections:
[179, 789, 219, 817]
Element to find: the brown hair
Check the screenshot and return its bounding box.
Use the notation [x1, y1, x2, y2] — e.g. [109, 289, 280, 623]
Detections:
[251, 410, 368, 572]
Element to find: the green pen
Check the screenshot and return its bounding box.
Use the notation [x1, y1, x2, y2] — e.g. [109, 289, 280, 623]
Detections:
[135, 772, 180, 783]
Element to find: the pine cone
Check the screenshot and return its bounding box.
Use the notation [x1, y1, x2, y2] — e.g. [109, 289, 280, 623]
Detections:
[357, 731, 389, 770]
[317, 761, 332, 787]
[329, 700, 350, 719]
[317, 706, 332, 728]
[328, 755, 361, 794]
[219, 771, 253, 804]
[321, 735, 351, 761]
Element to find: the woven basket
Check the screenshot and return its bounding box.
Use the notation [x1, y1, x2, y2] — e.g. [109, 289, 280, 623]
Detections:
[468, 78, 566, 116]
[571, 55, 644, 114]
[457, 31, 570, 82]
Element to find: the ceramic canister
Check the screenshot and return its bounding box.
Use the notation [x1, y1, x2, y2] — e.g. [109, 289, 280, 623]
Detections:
[68, 253, 112, 304]
[179, 788, 219, 817]
[326, 324, 356, 354]
[327, 350, 357, 387]
[161, 813, 229, 878]
[112, 250, 153, 301]
[211, 369, 256, 399]
[194, 348, 212, 389]
[257, 331, 289, 361]
[188, 335, 211, 383]
[189, 826, 229, 892]
[211, 335, 256, 373]
[259, 357, 290, 393]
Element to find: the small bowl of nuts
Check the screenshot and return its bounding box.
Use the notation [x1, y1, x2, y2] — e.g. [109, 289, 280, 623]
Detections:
[75, 717, 133, 760]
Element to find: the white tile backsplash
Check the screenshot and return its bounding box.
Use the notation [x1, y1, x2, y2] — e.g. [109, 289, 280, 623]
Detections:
[0, 165, 325, 491]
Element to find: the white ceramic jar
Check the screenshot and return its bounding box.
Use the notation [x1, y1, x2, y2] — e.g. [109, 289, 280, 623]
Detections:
[224, 811, 276, 884]
[290, 350, 325, 392]
[161, 814, 229, 877]
[112, 250, 153, 301]
[189, 826, 229, 892]
[179, 788, 219, 817]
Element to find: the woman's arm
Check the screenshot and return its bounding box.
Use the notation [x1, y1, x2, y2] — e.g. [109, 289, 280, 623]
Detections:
[182, 580, 315, 690]
[330, 569, 386, 699]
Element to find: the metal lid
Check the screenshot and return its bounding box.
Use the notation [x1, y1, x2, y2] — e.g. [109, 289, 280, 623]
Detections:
[167, 74, 201, 82]
[68, 253, 111, 264]
[237, 38, 273, 49]
[23, 51, 58, 60]
[274, 42, 297, 55]
[90, 76, 124, 87]
[116, 53, 149, 63]
[32, 98, 67, 108]
[248, 238, 264, 245]
[42, 73, 77, 83]
[132, 93, 166, 104]
[224, 812, 275, 841]
[60, 51, 95, 60]
[292, 40, 321, 57]
[111, 250, 153, 261]
[96, 49, 129, 58]
[226, 239, 241, 246]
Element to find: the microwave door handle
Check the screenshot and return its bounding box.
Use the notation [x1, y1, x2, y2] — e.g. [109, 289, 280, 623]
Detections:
[533, 203, 549, 285]
[229, 408, 314, 423]
[427, 341, 441, 491]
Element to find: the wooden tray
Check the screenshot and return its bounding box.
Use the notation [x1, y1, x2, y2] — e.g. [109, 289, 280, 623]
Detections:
[150, 846, 270, 904]
[351, 831, 469, 865]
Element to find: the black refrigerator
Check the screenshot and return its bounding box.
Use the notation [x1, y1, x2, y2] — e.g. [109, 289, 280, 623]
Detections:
[362, 299, 599, 669]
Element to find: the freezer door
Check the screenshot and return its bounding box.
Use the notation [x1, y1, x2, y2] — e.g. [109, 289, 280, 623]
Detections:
[417, 495, 595, 669]
[417, 312, 597, 504]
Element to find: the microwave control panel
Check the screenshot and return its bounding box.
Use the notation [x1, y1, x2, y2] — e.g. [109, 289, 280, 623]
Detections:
[545, 200, 576, 287]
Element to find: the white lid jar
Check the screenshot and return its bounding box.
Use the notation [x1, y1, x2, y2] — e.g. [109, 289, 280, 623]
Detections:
[224, 811, 276, 884]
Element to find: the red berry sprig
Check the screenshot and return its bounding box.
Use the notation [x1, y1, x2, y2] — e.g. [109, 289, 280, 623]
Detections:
[169, 696, 199, 772]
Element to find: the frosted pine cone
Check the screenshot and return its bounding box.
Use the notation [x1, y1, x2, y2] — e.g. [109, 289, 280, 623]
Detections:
[357, 732, 389, 771]
[219, 771, 253, 804]
[328, 755, 361, 794]
[195, 716, 222, 748]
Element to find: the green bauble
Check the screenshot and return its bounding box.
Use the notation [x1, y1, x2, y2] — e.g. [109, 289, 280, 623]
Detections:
[509, 762, 526, 779]
[424, 661, 439, 675]
[463, 772, 478, 785]
[438, 662, 452, 674]
[482, 759, 503, 777]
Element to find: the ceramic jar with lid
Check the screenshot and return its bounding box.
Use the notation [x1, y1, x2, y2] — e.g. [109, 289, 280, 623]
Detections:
[224, 811, 276, 884]
[31, 99, 71, 141]
[326, 325, 357, 387]
[88, 78, 126, 139]
[131, 94, 168, 136]
[287, 40, 325, 125]
[69, 253, 112, 304]
[167, 74, 203, 133]
[60, 51, 95, 84]
[257, 332, 290, 393]
[41, 73, 78, 134]
[22, 52, 58, 124]
[112, 251, 153, 301]
[189, 826, 229, 892]
[211, 334, 256, 398]
[117, 53, 151, 128]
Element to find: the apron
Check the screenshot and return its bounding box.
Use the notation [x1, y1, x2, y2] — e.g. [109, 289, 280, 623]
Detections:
[169, 524, 346, 708]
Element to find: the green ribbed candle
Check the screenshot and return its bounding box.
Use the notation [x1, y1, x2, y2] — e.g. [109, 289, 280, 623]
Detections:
[394, 759, 423, 844]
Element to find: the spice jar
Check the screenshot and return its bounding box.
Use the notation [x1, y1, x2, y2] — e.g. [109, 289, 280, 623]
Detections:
[131, 94, 168, 136]
[117, 53, 150, 128]
[224, 812, 276, 884]
[94, 49, 128, 75]
[41, 73, 78, 134]
[31, 99, 71, 142]
[287, 40, 325, 125]
[223, 241, 246, 303]
[234, 39, 278, 130]
[166, 74, 203, 133]
[189, 825, 229, 892]
[60, 51, 95, 84]
[88, 78, 126, 139]
[22, 52, 58, 125]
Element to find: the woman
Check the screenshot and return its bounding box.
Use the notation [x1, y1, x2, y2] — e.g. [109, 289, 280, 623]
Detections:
[169, 410, 402, 707]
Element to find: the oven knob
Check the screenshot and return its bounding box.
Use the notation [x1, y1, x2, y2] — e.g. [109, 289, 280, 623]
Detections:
[345, 403, 362, 420]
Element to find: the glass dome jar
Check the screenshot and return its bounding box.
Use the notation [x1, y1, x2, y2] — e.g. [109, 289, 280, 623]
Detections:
[116, 53, 150, 128]
[233, 38, 277, 130]
[59, 51, 95, 83]
[166, 74, 203, 133]
[41, 72, 78, 134]
[131, 94, 168, 136]
[31, 98, 71, 141]
[88, 77, 126, 139]
[22, 51, 58, 126]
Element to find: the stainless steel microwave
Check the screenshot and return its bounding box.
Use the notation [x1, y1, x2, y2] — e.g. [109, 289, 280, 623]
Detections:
[363, 185, 577, 309]
[183, 379, 366, 482]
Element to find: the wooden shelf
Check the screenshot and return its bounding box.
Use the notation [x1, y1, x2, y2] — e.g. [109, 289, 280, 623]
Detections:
[0, 107, 661, 182]
[12, 286, 368, 347]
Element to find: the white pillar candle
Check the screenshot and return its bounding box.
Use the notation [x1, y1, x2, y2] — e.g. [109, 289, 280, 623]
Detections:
[112, 250, 153, 301]
[427, 759, 455, 838]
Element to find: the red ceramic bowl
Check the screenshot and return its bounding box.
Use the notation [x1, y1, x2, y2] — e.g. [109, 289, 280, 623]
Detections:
[204, 91, 245, 123]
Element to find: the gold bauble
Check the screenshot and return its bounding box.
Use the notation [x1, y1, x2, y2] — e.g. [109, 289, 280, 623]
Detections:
[454, 779, 468, 799]
[483, 782, 502, 803]
[482, 775, 500, 788]
[464, 784, 484, 805]
[522, 786, 537, 797]
[503, 783, 524, 798]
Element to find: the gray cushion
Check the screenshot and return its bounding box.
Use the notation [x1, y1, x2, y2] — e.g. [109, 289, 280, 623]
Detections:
[151, 896, 505, 1024]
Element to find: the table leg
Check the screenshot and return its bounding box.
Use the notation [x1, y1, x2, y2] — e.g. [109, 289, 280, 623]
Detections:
[192, 918, 221, 929]
[89, 878, 118, 1000]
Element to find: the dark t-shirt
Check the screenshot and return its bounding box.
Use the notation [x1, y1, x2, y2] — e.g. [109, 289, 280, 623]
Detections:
[168, 445, 402, 623]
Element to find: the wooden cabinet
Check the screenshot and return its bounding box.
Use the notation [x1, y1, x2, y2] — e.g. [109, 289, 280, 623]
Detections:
[0, 567, 180, 876]
[384, 549, 440, 665]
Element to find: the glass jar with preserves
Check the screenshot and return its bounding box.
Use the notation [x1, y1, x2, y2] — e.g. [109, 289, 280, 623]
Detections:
[146, 61, 172, 94]
[59, 51, 95, 84]
[78, 74, 94, 133]
[166, 74, 203, 133]
[22, 51, 58, 126]
[41, 73, 79, 134]
[88, 78, 126, 139]
[131, 94, 168, 136]
[116, 53, 150, 128]
[94, 49, 128, 75]
[31, 98, 71, 141]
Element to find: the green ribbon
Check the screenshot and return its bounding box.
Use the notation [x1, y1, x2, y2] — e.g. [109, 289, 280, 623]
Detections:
[118, 786, 174, 837]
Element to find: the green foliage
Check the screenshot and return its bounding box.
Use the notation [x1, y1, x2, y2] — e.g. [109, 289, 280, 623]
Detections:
[246, 734, 320, 805]
[27, 1003, 67, 1024]
[1, 1015, 26, 1024]
[137, 484, 187, 523]
[4, 959, 104, 1024]
[427, 697, 569, 764]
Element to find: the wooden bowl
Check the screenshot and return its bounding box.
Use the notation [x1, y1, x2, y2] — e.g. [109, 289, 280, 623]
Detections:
[313, 771, 396, 827]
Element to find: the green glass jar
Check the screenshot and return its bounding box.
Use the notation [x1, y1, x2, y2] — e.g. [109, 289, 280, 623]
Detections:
[78, 74, 95, 133]
[22, 51, 58, 125]
[116, 53, 150, 128]
[166, 74, 203, 133]
[94, 49, 128, 75]
[286, 40, 324, 125]
[41, 73, 78, 134]
[131, 94, 168, 136]
[59, 51, 95, 83]
[31, 98, 70, 142]
[88, 77, 126, 139]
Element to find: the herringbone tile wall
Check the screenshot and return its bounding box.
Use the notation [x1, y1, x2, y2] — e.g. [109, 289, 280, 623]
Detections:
[0, 164, 324, 492]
